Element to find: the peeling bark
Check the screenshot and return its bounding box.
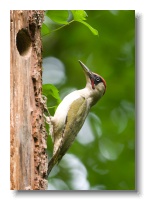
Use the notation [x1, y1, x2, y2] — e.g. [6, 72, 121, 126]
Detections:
[10, 10, 48, 190]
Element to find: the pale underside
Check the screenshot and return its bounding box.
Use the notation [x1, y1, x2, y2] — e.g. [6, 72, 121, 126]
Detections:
[48, 96, 89, 173]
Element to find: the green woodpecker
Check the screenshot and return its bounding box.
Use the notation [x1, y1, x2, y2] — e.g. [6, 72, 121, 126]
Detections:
[46, 60, 106, 175]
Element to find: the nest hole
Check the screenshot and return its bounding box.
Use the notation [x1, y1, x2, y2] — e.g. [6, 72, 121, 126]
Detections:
[16, 28, 31, 56]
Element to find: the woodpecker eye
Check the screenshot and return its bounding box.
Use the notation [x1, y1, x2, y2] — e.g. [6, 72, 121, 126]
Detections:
[89, 74, 102, 89]
[94, 75, 102, 85]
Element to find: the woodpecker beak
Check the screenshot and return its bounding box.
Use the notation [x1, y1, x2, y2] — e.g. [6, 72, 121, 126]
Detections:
[78, 60, 93, 78]
[78, 60, 96, 89]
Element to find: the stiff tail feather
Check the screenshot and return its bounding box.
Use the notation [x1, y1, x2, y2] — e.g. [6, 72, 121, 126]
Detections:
[47, 155, 57, 175]
[47, 149, 63, 175]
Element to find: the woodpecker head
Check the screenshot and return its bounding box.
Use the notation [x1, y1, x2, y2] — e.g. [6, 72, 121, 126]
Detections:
[79, 60, 106, 100]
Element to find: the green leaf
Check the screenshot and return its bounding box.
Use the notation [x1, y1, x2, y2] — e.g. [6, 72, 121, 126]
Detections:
[71, 10, 98, 35]
[42, 84, 61, 105]
[71, 10, 88, 21]
[41, 23, 50, 36]
[78, 20, 98, 35]
[46, 10, 69, 24]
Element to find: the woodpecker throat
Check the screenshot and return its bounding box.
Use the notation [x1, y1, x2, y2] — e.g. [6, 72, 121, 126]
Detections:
[46, 60, 106, 175]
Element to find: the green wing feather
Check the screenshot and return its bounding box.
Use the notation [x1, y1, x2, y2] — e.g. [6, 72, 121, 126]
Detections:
[48, 96, 89, 175]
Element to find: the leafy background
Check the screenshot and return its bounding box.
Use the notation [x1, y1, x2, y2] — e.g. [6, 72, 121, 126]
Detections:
[42, 10, 135, 190]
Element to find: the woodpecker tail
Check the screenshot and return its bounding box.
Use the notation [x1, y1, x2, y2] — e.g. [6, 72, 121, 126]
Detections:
[47, 157, 55, 175]
[47, 152, 59, 175]
[47, 147, 64, 176]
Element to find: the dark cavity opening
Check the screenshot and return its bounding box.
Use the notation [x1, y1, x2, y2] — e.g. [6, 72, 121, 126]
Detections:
[16, 28, 31, 56]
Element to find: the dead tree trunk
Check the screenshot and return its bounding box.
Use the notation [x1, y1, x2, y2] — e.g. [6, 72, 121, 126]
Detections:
[10, 10, 48, 190]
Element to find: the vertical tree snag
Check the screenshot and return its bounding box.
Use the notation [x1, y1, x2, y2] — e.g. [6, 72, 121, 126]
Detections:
[10, 10, 48, 190]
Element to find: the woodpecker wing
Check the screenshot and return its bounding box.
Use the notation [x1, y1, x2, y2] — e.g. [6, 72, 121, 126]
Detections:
[48, 96, 89, 175]
[57, 96, 88, 158]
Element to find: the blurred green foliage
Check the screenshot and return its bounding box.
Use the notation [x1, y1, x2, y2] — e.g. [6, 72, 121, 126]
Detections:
[41, 10, 98, 36]
[42, 84, 61, 111]
[42, 10, 135, 190]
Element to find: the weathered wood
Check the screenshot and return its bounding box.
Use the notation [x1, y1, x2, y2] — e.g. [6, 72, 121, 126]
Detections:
[10, 10, 48, 190]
